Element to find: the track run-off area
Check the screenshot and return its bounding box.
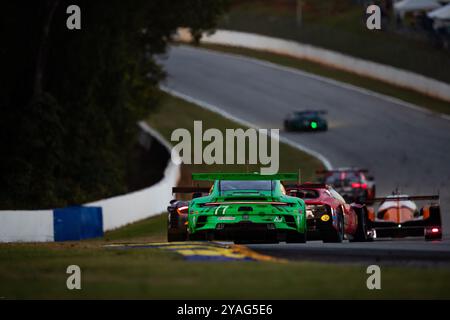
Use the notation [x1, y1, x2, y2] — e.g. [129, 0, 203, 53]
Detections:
[160, 45, 450, 262]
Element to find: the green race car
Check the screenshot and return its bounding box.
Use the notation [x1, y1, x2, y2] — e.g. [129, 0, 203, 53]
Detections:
[170, 173, 307, 244]
[284, 110, 328, 132]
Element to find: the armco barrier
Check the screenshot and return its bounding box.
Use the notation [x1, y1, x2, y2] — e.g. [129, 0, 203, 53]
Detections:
[176, 29, 450, 102]
[0, 210, 54, 242]
[0, 122, 180, 242]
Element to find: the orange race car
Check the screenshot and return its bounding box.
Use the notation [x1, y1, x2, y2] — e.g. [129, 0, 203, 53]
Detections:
[367, 193, 442, 241]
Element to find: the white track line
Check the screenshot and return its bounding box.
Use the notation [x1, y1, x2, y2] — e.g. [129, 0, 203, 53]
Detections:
[160, 85, 333, 170]
[180, 45, 450, 122]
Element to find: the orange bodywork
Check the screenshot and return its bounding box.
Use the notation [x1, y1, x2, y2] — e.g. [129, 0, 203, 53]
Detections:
[367, 207, 375, 222]
[422, 206, 430, 220]
[381, 207, 415, 224]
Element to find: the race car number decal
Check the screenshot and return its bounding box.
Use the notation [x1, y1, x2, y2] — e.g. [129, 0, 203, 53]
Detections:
[221, 304, 273, 316]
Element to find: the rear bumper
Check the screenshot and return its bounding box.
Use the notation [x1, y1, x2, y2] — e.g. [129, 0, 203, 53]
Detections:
[369, 215, 442, 239]
[373, 225, 442, 239]
[307, 217, 336, 240]
[374, 226, 424, 238]
[190, 222, 304, 242]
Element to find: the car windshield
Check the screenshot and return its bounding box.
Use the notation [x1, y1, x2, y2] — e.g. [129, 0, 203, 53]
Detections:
[325, 171, 360, 184]
[219, 180, 274, 191]
[297, 189, 320, 199]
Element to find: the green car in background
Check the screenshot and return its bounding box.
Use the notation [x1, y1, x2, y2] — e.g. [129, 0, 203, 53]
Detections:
[171, 173, 307, 244]
[284, 110, 328, 132]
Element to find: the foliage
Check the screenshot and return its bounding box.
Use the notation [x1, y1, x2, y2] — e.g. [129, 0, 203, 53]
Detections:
[0, 0, 229, 209]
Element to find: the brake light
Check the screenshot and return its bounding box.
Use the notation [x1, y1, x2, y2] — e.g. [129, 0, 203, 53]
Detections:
[351, 183, 367, 189]
[176, 206, 189, 215]
[432, 227, 440, 233]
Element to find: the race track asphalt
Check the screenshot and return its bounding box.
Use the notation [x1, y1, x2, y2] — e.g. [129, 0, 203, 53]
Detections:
[160, 45, 450, 261]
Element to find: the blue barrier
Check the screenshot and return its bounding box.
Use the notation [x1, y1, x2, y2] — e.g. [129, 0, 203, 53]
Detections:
[53, 206, 103, 241]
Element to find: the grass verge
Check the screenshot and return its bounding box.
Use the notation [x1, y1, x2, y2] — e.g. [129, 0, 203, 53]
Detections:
[103, 213, 167, 243]
[199, 43, 450, 115]
[1, 215, 450, 299]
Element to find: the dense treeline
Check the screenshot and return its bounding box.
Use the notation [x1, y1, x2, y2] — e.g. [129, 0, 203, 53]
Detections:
[0, 0, 228, 209]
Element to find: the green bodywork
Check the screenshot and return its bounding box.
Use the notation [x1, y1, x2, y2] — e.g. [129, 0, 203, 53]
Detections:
[187, 173, 307, 236]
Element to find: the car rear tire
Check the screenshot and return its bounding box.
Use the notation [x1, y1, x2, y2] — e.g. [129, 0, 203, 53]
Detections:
[167, 211, 187, 242]
[350, 207, 372, 242]
[167, 229, 187, 242]
[425, 233, 442, 241]
[367, 186, 376, 205]
[167, 201, 188, 242]
[323, 212, 344, 243]
[424, 206, 443, 241]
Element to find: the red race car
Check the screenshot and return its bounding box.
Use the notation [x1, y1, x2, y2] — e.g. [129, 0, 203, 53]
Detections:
[286, 183, 373, 242]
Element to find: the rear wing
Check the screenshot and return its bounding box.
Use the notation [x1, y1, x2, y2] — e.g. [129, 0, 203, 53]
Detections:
[284, 183, 328, 189]
[191, 172, 299, 181]
[316, 168, 369, 174]
[297, 110, 327, 115]
[172, 187, 211, 194]
[372, 195, 439, 203]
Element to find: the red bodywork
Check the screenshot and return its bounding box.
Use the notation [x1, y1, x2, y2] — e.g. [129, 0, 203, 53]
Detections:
[286, 184, 359, 238]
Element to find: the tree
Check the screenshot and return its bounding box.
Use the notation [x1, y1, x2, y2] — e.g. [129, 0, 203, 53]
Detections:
[0, 0, 229, 209]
